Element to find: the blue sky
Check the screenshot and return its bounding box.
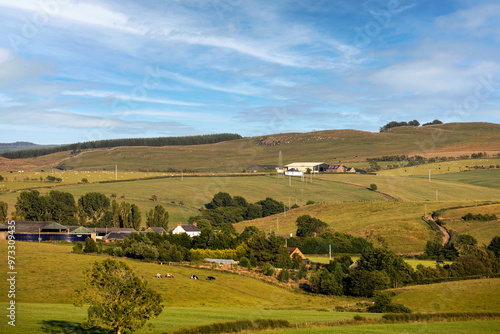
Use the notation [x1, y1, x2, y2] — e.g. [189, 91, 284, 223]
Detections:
[0, 0, 499, 145]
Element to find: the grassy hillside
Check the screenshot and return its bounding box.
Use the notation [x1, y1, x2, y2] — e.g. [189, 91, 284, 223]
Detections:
[1, 122, 498, 173]
[235, 201, 455, 253]
[391, 278, 500, 313]
[0, 241, 357, 309]
[437, 203, 500, 245]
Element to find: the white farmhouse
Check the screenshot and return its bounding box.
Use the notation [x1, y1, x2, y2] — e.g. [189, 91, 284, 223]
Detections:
[171, 222, 201, 237]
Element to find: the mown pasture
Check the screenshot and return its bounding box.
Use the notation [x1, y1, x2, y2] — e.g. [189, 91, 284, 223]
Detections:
[0, 303, 383, 334]
[317, 172, 500, 201]
[267, 321, 500, 334]
[376, 159, 500, 176]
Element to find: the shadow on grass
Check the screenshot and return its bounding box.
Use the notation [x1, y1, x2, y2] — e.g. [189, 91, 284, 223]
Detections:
[40, 320, 110, 334]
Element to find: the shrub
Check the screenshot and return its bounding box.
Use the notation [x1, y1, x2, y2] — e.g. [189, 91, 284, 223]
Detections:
[277, 269, 290, 283]
[83, 237, 98, 253]
[369, 184, 378, 191]
[73, 241, 83, 253]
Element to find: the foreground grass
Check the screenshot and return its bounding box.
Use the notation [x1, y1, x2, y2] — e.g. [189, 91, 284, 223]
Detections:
[391, 278, 500, 313]
[0, 303, 381, 334]
[266, 321, 500, 334]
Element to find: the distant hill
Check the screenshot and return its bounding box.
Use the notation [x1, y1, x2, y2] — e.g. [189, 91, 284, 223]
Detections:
[0, 133, 242, 159]
[0, 142, 56, 154]
[1, 122, 499, 172]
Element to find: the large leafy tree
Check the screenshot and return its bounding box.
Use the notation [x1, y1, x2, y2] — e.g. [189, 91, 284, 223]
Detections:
[47, 190, 77, 224]
[75, 259, 163, 334]
[146, 205, 169, 229]
[357, 248, 414, 288]
[295, 215, 328, 238]
[14, 190, 51, 221]
[78, 192, 110, 226]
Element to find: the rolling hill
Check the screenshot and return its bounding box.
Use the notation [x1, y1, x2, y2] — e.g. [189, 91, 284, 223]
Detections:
[0, 122, 498, 172]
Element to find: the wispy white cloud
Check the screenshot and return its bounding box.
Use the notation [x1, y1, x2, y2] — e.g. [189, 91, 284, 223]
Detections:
[63, 90, 204, 107]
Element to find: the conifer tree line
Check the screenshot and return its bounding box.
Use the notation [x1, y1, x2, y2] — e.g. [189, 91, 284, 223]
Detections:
[1, 133, 242, 159]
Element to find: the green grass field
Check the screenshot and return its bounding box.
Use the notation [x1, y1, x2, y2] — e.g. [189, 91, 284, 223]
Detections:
[377, 159, 500, 176]
[267, 321, 500, 334]
[0, 303, 383, 334]
[0, 174, 390, 225]
[391, 278, 500, 313]
[316, 173, 500, 202]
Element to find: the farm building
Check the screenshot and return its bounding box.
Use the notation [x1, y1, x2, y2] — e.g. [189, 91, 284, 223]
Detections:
[284, 168, 303, 176]
[283, 162, 329, 174]
[146, 227, 167, 234]
[247, 165, 278, 173]
[326, 164, 365, 173]
[172, 223, 201, 237]
[287, 247, 307, 260]
[0, 221, 94, 242]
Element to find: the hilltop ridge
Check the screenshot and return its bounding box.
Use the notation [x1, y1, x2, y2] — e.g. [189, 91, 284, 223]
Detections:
[0, 122, 498, 172]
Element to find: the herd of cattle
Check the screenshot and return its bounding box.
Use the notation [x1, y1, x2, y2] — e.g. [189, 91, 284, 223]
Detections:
[155, 273, 216, 280]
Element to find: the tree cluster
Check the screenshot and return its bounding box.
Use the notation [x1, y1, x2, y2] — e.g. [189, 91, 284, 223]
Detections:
[13, 190, 171, 229]
[1, 133, 242, 159]
[462, 213, 497, 222]
[379, 120, 421, 132]
[188, 192, 289, 233]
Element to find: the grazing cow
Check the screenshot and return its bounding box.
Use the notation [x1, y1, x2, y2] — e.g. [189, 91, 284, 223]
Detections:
[156, 273, 162, 278]
[190, 275, 199, 280]
[206, 276, 216, 281]
[166, 273, 174, 278]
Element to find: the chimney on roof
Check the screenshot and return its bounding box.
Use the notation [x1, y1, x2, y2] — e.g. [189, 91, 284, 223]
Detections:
[177, 222, 182, 227]
[193, 222, 197, 227]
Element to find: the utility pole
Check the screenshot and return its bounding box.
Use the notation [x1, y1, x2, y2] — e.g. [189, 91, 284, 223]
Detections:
[289, 175, 291, 187]
[115, 164, 118, 180]
[329, 244, 332, 261]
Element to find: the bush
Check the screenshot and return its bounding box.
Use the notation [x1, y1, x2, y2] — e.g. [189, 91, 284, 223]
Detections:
[83, 237, 98, 253]
[73, 241, 83, 253]
[277, 269, 290, 283]
[368, 292, 411, 313]
[261, 263, 275, 276]
[369, 184, 378, 191]
[239, 257, 249, 268]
